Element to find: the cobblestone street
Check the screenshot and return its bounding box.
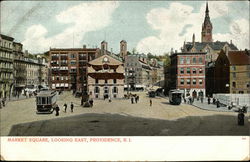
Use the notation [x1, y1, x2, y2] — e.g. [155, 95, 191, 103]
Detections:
[1, 91, 249, 136]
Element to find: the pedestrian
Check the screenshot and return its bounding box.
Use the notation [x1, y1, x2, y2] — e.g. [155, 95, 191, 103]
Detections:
[137, 95, 139, 102]
[55, 105, 60, 116]
[71, 102, 74, 112]
[81, 98, 84, 106]
[2, 98, 6, 107]
[135, 95, 138, 103]
[200, 97, 203, 103]
[189, 96, 192, 105]
[0, 98, 2, 109]
[208, 96, 211, 104]
[183, 97, 186, 103]
[64, 103, 67, 112]
[131, 97, 134, 104]
[108, 96, 111, 102]
[89, 98, 93, 107]
[212, 98, 216, 104]
[216, 100, 220, 108]
[150, 99, 152, 106]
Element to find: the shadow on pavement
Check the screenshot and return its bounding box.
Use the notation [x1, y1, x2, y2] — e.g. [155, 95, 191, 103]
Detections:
[9, 113, 249, 136]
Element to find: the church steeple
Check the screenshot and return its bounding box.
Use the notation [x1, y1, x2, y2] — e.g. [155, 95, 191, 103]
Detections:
[201, 2, 213, 42]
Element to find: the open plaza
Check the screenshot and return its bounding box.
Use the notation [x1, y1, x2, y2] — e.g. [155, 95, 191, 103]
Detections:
[0, 91, 249, 136]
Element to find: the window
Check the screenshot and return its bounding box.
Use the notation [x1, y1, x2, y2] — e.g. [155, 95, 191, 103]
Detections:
[232, 72, 236, 78]
[113, 79, 117, 84]
[180, 57, 184, 64]
[105, 80, 108, 84]
[199, 79, 203, 85]
[231, 66, 236, 71]
[199, 57, 203, 64]
[113, 87, 118, 93]
[232, 82, 236, 88]
[192, 68, 196, 74]
[70, 54, 75, 59]
[70, 61, 76, 65]
[187, 79, 190, 84]
[94, 87, 99, 93]
[187, 67, 190, 74]
[180, 68, 184, 74]
[180, 79, 184, 85]
[193, 79, 196, 85]
[186, 57, 190, 64]
[192, 57, 196, 64]
[199, 68, 203, 74]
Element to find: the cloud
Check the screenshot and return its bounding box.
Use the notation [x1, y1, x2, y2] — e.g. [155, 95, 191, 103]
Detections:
[136, 1, 249, 55]
[22, 1, 119, 53]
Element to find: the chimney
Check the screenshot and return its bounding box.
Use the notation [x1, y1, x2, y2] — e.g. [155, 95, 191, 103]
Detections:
[83, 44, 86, 49]
[192, 33, 195, 45]
[225, 46, 229, 56]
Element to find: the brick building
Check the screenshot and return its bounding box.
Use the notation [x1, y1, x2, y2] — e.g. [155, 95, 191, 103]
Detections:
[88, 54, 124, 99]
[170, 52, 206, 98]
[213, 49, 250, 95]
[48, 47, 100, 91]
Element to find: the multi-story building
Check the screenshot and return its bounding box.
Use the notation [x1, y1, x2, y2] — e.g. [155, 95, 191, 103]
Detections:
[170, 52, 206, 98]
[0, 34, 14, 98]
[228, 50, 250, 94]
[48, 47, 100, 91]
[88, 54, 124, 99]
[125, 54, 152, 90]
[214, 49, 250, 94]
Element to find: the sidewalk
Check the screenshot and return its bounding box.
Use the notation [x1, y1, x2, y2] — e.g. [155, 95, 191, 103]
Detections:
[190, 98, 249, 113]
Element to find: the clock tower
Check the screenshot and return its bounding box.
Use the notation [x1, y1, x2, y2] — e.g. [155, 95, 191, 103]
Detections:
[201, 2, 213, 42]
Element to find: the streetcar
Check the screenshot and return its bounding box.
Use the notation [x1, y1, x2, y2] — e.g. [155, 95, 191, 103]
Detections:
[36, 90, 57, 114]
[169, 89, 183, 105]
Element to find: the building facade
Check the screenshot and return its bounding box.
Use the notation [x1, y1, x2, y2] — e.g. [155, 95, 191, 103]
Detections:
[88, 54, 124, 99]
[48, 47, 100, 91]
[0, 34, 14, 98]
[228, 50, 250, 94]
[125, 54, 152, 90]
[170, 52, 206, 98]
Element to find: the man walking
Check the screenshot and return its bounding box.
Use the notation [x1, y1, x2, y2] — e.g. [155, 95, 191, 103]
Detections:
[150, 99, 152, 106]
[131, 97, 134, 104]
[71, 102, 74, 112]
[55, 105, 60, 116]
[64, 103, 67, 112]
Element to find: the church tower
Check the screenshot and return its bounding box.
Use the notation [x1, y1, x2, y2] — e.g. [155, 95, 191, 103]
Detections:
[201, 2, 213, 42]
[120, 40, 127, 60]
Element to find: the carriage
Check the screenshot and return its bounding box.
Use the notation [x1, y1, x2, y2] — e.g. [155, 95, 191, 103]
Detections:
[169, 89, 183, 105]
[36, 90, 57, 114]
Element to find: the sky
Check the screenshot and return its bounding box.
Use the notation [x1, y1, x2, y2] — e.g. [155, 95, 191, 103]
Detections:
[1, 0, 249, 55]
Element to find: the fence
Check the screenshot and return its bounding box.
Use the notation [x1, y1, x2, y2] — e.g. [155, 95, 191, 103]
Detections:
[214, 94, 250, 107]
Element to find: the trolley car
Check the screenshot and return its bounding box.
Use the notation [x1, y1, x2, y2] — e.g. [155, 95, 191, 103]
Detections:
[169, 89, 183, 105]
[36, 91, 57, 114]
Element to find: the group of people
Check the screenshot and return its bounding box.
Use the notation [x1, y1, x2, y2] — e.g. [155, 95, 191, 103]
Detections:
[207, 96, 220, 108]
[54, 102, 74, 116]
[130, 95, 140, 104]
[0, 98, 6, 108]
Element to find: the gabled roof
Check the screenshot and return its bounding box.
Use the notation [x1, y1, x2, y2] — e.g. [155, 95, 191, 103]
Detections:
[88, 54, 123, 66]
[184, 41, 238, 52]
[228, 50, 250, 65]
